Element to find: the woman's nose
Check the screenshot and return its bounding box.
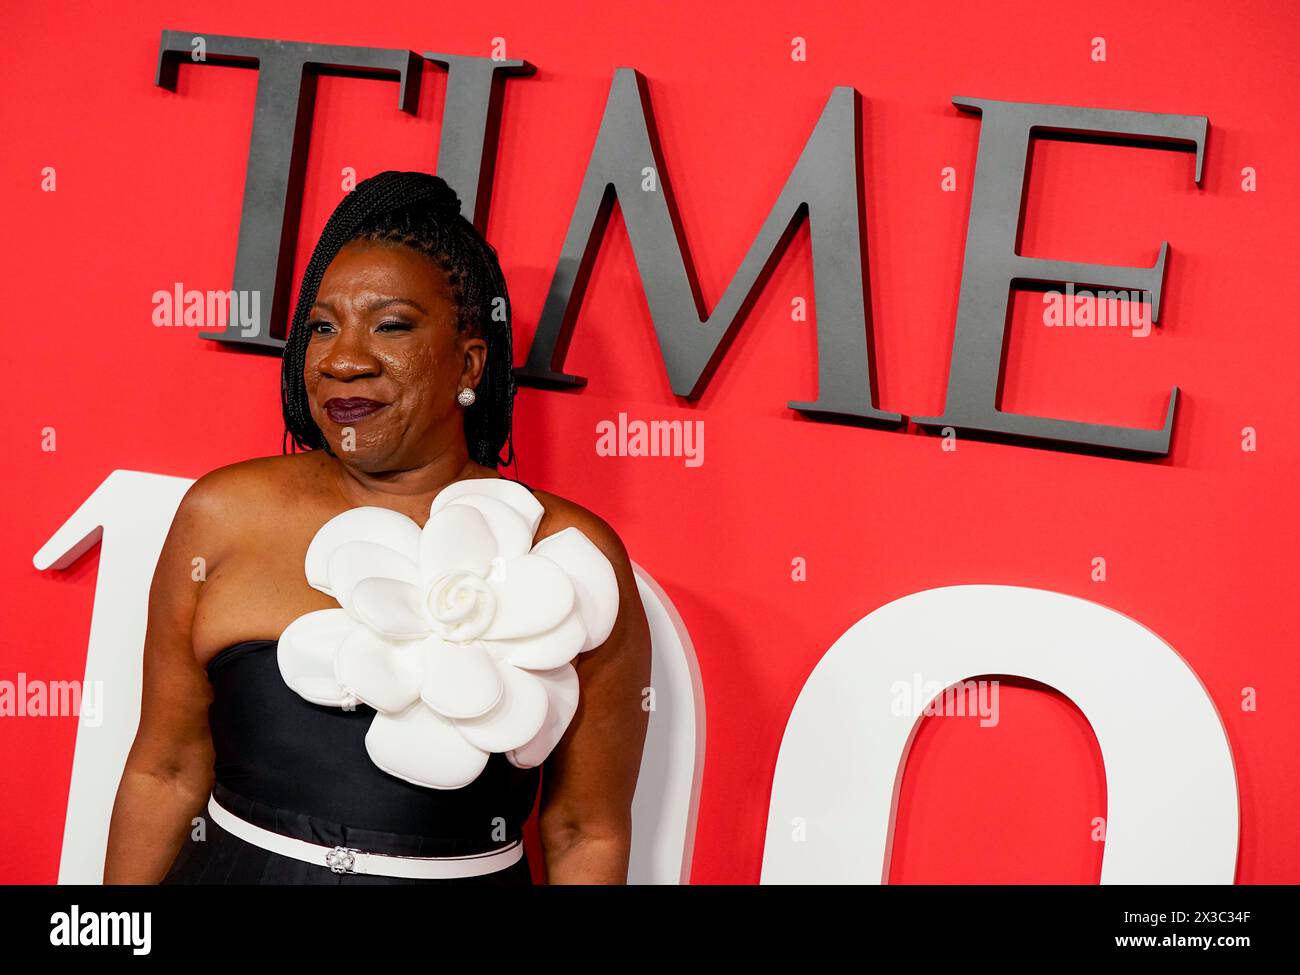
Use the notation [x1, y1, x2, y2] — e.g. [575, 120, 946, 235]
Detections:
[320, 326, 381, 379]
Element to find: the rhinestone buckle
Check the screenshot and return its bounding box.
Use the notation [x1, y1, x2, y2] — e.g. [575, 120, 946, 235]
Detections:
[325, 846, 360, 874]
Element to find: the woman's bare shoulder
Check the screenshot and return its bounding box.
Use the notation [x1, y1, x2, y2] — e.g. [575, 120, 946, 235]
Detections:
[529, 484, 632, 571]
[182, 450, 319, 503]
[172, 452, 328, 545]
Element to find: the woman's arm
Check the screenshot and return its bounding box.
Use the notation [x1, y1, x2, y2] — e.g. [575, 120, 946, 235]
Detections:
[103, 479, 221, 883]
[538, 510, 652, 883]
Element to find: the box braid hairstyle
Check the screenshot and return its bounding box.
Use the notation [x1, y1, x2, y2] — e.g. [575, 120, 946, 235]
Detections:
[281, 170, 516, 469]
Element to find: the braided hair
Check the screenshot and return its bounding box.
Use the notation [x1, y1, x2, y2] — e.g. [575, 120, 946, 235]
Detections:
[281, 170, 516, 469]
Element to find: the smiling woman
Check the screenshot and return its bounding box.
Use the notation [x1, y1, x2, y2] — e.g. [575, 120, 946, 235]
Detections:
[307, 242, 467, 449]
[282, 170, 518, 471]
[103, 171, 653, 885]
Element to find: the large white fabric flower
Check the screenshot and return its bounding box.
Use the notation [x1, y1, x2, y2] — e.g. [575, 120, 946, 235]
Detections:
[276, 477, 619, 789]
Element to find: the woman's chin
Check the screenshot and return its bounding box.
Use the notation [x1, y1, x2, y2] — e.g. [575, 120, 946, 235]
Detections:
[323, 436, 397, 470]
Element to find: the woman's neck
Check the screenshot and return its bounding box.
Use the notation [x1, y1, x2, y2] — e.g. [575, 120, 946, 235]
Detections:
[324, 445, 496, 519]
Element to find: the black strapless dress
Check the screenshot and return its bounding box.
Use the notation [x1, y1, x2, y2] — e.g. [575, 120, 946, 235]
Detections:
[162, 481, 545, 885]
[161, 640, 540, 885]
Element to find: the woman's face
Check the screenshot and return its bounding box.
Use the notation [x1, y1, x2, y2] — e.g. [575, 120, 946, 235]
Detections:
[304, 239, 487, 471]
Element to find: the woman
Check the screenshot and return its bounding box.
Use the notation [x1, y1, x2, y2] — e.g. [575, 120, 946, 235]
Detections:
[104, 171, 652, 884]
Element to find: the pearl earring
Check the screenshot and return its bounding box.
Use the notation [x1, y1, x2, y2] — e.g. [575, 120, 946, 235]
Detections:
[457, 387, 476, 407]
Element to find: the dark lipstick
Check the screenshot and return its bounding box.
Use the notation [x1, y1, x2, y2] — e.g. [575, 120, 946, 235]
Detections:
[323, 397, 388, 424]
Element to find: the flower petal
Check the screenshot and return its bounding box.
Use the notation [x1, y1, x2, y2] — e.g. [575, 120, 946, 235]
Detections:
[420, 640, 503, 719]
[446, 494, 534, 561]
[334, 627, 425, 714]
[530, 527, 619, 651]
[276, 609, 360, 706]
[486, 609, 587, 670]
[327, 541, 421, 617]
[454, 661, 550, 754]
[305, 507, 422, 597]
[481, 554, 575, 640]
[365, 703, 490, 790]
[429, 477, 544, 536]
[419, 503, 497, 582]
[505, 664, 580, 769]
[350, 576, 431, 640]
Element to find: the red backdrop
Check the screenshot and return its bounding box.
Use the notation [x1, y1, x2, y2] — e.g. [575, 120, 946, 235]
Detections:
[3, 0, 1297, 883]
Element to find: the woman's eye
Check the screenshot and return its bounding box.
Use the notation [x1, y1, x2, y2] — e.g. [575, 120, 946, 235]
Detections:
[377, 320, 413, 332]
[309, 320, 335, 335]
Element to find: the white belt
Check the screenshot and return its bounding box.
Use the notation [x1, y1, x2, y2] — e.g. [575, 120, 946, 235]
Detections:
[206, 793, 524, 879]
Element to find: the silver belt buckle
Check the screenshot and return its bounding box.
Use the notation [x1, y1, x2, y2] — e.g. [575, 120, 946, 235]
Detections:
[325, 846, 361, 874]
